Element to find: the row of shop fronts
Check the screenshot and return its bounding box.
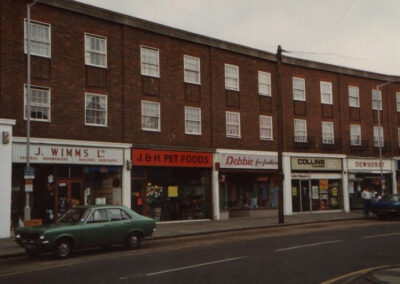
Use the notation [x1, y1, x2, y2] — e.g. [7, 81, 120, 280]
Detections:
[1, 132, 400, 237]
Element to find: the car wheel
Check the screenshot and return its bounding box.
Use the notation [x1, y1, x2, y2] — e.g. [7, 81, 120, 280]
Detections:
[25, 248, 41, 257]
[54, 239, 72, 258]
[126, 232, 142, 250]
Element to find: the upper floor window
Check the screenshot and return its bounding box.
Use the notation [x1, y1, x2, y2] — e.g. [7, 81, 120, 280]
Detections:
[373, 126, 384, 147]
[322, 121, 334, 144]
[260, 115, 273, 140]
[141, 46, 159, 77]
[320, 81, 333, 104]
[141, 100, 160, 131]
[372, 90, 382, 110]
[293, 77, 305, 101]
[185, 106, 201, 135]
[24, 20, 51, 58]
[350, 124, 361, 146]
[85, 93, 107, 126]
[258, 71, 271, 96]
[184, 55, 200, 84]
[85, 34, 107, 68]
[294, 119, 307, 142]
[348, 86, 360, 107]
[225, 64, 239, 91]
[24, 85, 50, 122]
[226, 111, 241, 138]
[396, 92, 400, 112]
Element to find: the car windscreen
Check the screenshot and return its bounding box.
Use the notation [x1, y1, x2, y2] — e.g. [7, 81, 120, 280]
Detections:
[58, 208, 90, 223]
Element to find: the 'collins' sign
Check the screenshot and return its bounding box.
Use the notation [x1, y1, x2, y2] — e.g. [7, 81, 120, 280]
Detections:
[291, 157, 342, 171]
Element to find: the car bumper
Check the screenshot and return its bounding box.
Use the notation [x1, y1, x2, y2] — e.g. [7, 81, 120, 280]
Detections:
[15, 239, 53, 251]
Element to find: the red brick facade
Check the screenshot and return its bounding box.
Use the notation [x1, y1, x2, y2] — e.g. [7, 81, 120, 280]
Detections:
[1, 0, 400, 158]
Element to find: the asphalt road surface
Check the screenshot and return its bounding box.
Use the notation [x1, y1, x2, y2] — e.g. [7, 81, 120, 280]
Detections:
[1, 219, 399, 284]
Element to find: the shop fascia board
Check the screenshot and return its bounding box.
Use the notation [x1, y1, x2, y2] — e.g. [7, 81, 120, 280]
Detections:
[215, 148, 277, 156]
[0, 119, 16, 126]
[283, 152, 346, 159]
[12, 136, 132, 149]
[347, 155, 393, 161]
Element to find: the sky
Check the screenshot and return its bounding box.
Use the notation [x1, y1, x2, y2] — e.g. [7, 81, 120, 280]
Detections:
[75, 0, 400, 76]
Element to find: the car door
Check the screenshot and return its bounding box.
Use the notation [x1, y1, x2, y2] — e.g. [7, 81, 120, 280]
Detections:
[81, 209, 112, 247]
[108, 208, 133, 244]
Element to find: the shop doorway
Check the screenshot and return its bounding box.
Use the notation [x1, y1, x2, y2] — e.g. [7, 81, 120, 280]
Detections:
[292, 179, 311, 212]
[131, 178, 145, 215]
[55, 180, 83, 218]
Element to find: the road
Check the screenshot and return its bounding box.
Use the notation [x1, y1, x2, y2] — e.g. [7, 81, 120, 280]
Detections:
[1, 219, 399, 284]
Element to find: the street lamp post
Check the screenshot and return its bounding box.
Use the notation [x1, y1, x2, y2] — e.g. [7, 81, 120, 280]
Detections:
[375, 81, 397, 196]
[24, 0, 38, 221]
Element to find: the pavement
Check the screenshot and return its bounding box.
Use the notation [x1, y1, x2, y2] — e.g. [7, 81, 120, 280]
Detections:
[0, 210, 366, 258]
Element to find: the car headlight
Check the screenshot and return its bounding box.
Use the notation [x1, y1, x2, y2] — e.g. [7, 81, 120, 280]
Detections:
[16, 234, 21, 239]
[39, 235, 45, 240]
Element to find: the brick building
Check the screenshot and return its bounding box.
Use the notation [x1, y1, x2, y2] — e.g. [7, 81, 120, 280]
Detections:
[0, 0, 399, 237]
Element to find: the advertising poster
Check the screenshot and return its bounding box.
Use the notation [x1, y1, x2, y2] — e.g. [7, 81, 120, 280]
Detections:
[168, 186, 178, 197]
[291, 187, 298, 196]
[319, 179, 328, 190]
[312, 186, 319, 199]
[348, 182, 354, 194]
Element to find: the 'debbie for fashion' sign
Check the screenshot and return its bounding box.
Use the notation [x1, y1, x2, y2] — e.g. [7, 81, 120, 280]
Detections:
[218, 153, 278, 169]
[132, 149, 212, 168]
[13, 144, 123, 165]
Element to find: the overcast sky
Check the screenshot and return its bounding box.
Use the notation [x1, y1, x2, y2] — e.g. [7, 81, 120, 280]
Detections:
[76, 0, 400, 75]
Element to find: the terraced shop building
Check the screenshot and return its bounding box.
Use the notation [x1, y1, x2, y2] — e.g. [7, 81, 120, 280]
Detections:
[0, 0, 399, 237]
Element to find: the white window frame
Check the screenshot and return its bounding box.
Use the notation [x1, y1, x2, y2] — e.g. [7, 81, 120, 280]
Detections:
[322, 121, 334, 144]
[373, 126, 384, 147]
[350, 124, 362, 146]
[140, 46, 160, 78]
[294, 119, 307, 142]
[226, 111, 241, 138]
[24, 19, 51, 58]
[184, 106, 201, 135]
[260, 115, 273, 140]
[184, 55, 200, 85]
[224, 64, 239, 91]
[320, 81, 333, 105]
[348, 86, 360, 107]
[141, 100, 160, 132]
[84, 33, 107, 68]
[258, 71, 271, 96]
[293, 77, 305, 101]
[372, 89, 382, 110]
[24, 85, 51, 122]
[398, 127, 400, 148]
[396, 92, 400, 112]
[85, 93, 108, 127]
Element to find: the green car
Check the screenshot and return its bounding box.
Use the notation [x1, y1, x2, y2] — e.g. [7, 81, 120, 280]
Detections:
[15, 205, 156, 258]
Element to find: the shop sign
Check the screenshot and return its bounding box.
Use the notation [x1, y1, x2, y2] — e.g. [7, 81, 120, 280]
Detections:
[132, 149, 212, 168]
[13, 144, 124, 165]
[217, 153, 277, 169]
[291, 157, 342, 171]
[291, 173, 310, 179]
[348, 159, 391, 171]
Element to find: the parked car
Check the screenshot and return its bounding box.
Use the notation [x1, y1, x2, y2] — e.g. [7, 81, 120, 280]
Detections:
[15, 205, 156, 258]
[371, 194, 400, 219]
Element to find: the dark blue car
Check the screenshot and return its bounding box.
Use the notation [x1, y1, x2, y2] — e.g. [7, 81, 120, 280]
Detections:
[371, 194, 400, 219]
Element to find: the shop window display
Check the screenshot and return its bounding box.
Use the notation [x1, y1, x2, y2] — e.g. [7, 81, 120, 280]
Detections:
[136, 167, 211, 221]
[292, 179, 342, 212]
[219, 173, 278, 210]
[349, 174, 392, 210]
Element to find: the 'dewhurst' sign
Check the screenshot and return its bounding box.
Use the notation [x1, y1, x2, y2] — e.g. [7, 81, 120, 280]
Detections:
[291, 157, 342, 171]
